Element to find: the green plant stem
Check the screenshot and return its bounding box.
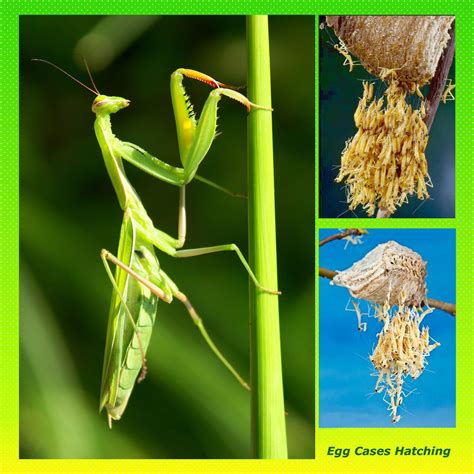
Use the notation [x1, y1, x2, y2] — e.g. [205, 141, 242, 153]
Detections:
[246, 15, 288, 459]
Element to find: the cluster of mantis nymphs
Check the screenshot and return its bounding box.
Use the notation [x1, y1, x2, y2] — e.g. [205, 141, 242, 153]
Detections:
[368, 294, 440, 423]
[34, 59, 274, 427]
[336, 78, 431, 216]
[333, 240, 440, 423]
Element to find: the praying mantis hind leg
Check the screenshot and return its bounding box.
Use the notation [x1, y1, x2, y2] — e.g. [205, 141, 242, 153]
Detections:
[173, 244, 281, 295]
[174, 289, 251, 390]
[158, 269, 251, 390]
[102, 247, 250, 391]
[101, 248, 171, 383]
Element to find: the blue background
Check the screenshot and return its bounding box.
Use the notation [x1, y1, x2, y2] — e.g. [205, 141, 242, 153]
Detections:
[319, 229, 455, 427]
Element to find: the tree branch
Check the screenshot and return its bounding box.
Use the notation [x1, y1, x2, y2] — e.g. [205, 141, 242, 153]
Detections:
[319, 267, 337, 280]
[425, 20, 455, 131]
[319, 267, 456, 317]
[319, 229, 367, 247]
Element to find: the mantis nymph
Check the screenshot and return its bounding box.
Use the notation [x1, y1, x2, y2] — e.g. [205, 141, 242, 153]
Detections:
[33, 59, 275, 427]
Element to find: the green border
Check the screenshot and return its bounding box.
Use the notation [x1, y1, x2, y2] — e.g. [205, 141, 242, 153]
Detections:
[2, 1, 473, 472]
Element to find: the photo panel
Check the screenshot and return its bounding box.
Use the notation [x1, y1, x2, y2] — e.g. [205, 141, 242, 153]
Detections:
[318, 16, 455, 218]
[318, 228, 455, 428]
[20, 15, 315, 459]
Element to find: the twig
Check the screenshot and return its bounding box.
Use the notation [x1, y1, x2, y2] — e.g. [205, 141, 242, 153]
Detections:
[426, 297, 456, 317]
[319, 267, 456, 317]
[425, 20, 455, 131]
[319, 267, 337, 280]
[319, 229, 367, 247]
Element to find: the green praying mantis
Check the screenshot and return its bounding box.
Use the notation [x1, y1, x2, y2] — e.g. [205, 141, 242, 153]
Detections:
[33, 59, 277, 428]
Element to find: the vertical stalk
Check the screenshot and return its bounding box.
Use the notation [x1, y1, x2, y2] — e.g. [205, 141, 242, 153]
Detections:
[246, 15, 288, 459]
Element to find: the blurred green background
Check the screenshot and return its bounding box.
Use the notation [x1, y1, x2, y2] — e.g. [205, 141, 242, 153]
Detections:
[319, 18, 455, 218]
[20, 16, 314, 459]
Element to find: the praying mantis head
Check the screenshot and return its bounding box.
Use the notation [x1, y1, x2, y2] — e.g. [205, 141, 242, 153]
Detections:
[92, 95, 130, 115]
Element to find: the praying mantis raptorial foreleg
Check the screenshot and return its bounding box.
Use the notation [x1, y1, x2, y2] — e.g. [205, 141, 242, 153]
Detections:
[33, 60, 275, 427]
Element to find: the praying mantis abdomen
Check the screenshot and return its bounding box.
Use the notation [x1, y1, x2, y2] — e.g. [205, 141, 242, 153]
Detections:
[106, 273, 158, 421]
[99, 215, 164, 424]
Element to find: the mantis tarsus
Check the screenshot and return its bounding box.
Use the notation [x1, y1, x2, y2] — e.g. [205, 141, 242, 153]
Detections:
[33, 59, 276, 428]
